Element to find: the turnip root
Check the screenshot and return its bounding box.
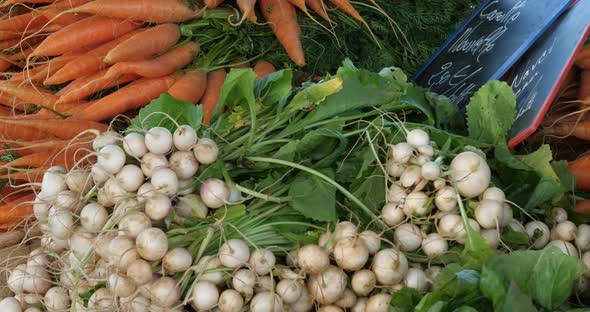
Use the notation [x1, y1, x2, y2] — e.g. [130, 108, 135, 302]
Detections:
[48, 206, 73, 239]
[318, 305, 343, 312]
[89, 288, 115, 309]
[421, 233, 448, 258]
[391, 143, 413, 164]
[22, 265, 51, 294]
[80, 203, 108, 233]
[394, 223, 422, 252]
[480, 229, 501, 249]
[421, 161, 440, 180]
[307, 265, 347, 304]
[352, 297, 367, 312]
[196, 256, 224, 285]
[334, 221, 358, 241]
[289, 287, 314, 312]
[150, 167, 179, 196]
[126, 259, 152, 286]
[255, 275, 274, 293]
[232, 269, 256, 299]
[400, 165, 422, 188]
[435, 186, 457, 212]
[525, 221, 551, 249]
[119, 212, 152, 238]
[335, 288, 357, 308]
[249, 248, 276, 275]
[108, 234, 139, 271]
[7, 264, 26, 294]
[365, 293, 392, 312]
[93, 131, 121, 151]
[386, 162, 406, 177]
[449, 151, 491, 197]
[219, 239, 250, 268]
[351, 269, 376, 296]
[0, 297, 22, 312]
[407, 129, 430, 147]
[97, 144, 126, 174]
[163, 248, 193, 273]
[404, 268, 428, 293]
[474, 199, 504, 229]
[145, 193, 172, 221]
[123, 132, 148, 158]
[372, 248, 408, 285]
[218, 289, 244, 312]
[403, 191, 430, 217]
[359, 230, 381, 255]
[200, 178, 230, 208]
[546, 240, 578, 257]
[582, 252, 590, 278]
[554, 221, 577, 241]
[482, 187, 505, 202]
[66, 169, 94, 194]
[116, 165, 145, 192]
[298, 244, 330, 274]
[275, 279, 303, 304]
[173, 125, 198, 151]
[151, 276, 181, 307]
[382, 203, 405, 226]
[193, 138, 219, 165]
[136, 227, 168, 261]
[576, 224, 590, 252]
[108, 273, 137, 297]
[169, 151, 199, 179]
[334, 237, 369, 271]
[141, 153, 169, 178]
[145, 127, 173, 155]
[250, 291, 283, 312]
[42, 168, 66, 197]
[387, 183, 407, 204]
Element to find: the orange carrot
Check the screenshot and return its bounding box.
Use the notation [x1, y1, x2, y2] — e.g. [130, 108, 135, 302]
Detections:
[0, 118, 108, 139]
[49, 0, 95, 9]
[58, 70, 139, 103]
[104, 23, 180, 63]
[236, 0, 256, 23]
[259, 0, 305, 66]
[71, 75, 177, 121]
[69, 0, 199, 23]
[305, 0, 330, 21]
[204, 0, 224, 8]
[0, 82, 58, 108]
[0, 171, 44, 183]
[45, 28, 146, 84]
[200, 69, 226, 125]
[38, 8, 89, 26]
[0, 122, 55, 141]
[328, 0, 365, 24]
[580, 70, 590, 101]
[0, 38, 23, 50]
[10, 52, 81, 83]
[168, 69, 207, 104]
[2, 138, 91, 156]
[253, 60, 275, 79]
[575, 199, 590, 214]
[0, 105, 13, 117]
[31, 16, 140, 57]
[0, 11, 48, 32]
[0, 92, 28, 111]
[569, 156, 590, 190]
[0, 193, 35, 225]
[103, 41, 199, 80]
[0, 0, 55, 8]
[545, 119, 590, 141]
[0, 58, 10, 71]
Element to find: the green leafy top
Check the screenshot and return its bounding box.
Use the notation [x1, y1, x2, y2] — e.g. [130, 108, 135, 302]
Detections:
[466, 81, 516, 145]
[129, 93, 203, 133]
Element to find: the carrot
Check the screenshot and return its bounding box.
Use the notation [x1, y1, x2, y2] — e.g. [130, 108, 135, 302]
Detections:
[580, 70, 590, 101]
[104, 23, 180, 64]
[204, 0, 224, 8]
[58, 70, 139, 103]
[305, 0, 330, 21]
[69, 0, 199, 23]
[38, 7, 89, 26]
[0, 92, 28, 111]
[328, 0, 365, 24]
[10, 52, 81, 83]
[259, 0, 305, 66]
[49, 0, 95, 9]
[0, 122, 55, 141]
[0, 171, 44, 183]
[0, 58, 10, 71]
[0, 38, 23, 50]
[2, 146, 88, 170]
[0, 36, 44, 52]
[200, 69, 225, 125]
[253, 60, 275, 79]
[0, 11, 48, 32]
[0, 193, 35, 225]
[2, 138, 91, 156]
[0, 105, 13, 117]
[569, 156, 590, 190]
[236, 0, 256, 23]
[0, 0, 55, 8]
[168, 69, 207, 104]
[103, 41, 199, 80]
[2, 44, 37, 64]
[45, 28, 146, 84]
[31, 16, 140, 57]
[545, 119, 590, 141]
[71, 75, 177, 121]
[0, 118, 108, 139]
[0, 82, 58, 108]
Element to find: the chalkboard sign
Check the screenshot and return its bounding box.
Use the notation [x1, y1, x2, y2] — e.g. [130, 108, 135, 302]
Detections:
[412, 0, 572, 107]
[507, 0, 590, 147]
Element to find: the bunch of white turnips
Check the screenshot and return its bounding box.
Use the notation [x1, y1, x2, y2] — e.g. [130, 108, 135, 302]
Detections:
[1, 125, 240, 312]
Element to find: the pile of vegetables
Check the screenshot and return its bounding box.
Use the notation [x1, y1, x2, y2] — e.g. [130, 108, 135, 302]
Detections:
[0, 59, 586, 311]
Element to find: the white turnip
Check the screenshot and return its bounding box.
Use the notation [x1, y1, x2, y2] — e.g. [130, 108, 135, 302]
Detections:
[394, 223, 422, 252]
[119, 212, 152, 238]
[163, 248, 193, 273]
[126, 259, 152, 286]
[554, 221, 577, 241]
[200, 178, 230, 208]
[151, 276, 181, 308]
[407, 129, 429, 147]
[97, 144, 126, 174]
[219, 239, 250, 268]
[250, 291, 283, 312]
[351, 269, 376, 296]
[116, 164, 145, 192]
[123, 132, 147, 158]
[334, 237, 369, 271]
[334, 221, 358, 241]
[387, 183, 407, 204]
[525, 221, 550, 249]
[546, 240, 578, 257]
[359, 230, 381, 255]
[276, 279, 302, 304]
[232, 269, 256, 298]
[391, 143, 413, 164]
[382, 203, 406, 226]
[335, 288, 357, 308]
[79, 203, 108, 233]
[365, 293, 391, 312]
[480, 229, 501, 249]
[191, 281, 219, 311]
[65, 169, 94, 194]
[169, 151, 199, 179]
[474, 199, 504, 229]
[404, 268, 428, 293]
[173, 125, 198, 151]
[400, 165, 422, 188]
[449, 151, 491, 197]
[193, 138, 219, 165]
[386, 162, 405, 177]
[249, 248, 276, 275]
[144, 193, 172, 221]
[435, 186, 457, 212]
[197, 256, 224, 285]
[576, 224, 590, 252]
[307, 265, 347, 304]
[108, 273, 137, 297]
[218, 289, 244, 312]
[145, 127, 173, 155]
[297, 244, 330, 274]
[421, 161, 440, 180]
[136, 227, 168, 261]
[150, 167, 179, 196]
[140, 153, 168, 177]
[403, 191, 430, 217]
[372, 248, 408, 285]
[0, 297, 22, 312]
[421, 233, 448, 258]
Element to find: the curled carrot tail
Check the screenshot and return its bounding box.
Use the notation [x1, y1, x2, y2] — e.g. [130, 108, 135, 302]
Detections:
[236, 0, 256, 24]
[168, 69, 207, 104]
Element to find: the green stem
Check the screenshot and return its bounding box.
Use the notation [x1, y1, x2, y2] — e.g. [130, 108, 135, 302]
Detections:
[246, 156, 382, 227]
[235, 184, 287, 203]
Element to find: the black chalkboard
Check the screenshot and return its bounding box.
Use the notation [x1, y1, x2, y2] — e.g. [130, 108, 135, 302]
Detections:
[412, 0, 573, 107]
[507, 0, 590, 147]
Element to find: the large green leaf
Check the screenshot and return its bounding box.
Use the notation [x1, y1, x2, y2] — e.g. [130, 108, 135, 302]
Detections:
[130, 92, 203, 132]
[480, 247, 583, 310]
[254, 69, 293, 107]
[466, 81, 516, 144]
[390, 288, 422, 312]
[288, 169, 337, 222]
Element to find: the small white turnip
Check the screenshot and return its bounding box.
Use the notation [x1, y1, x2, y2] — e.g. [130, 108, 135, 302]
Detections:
[191, 281, 219, 311]
[116, 164, 145, 192]
[404, 268, 428, 293]
[400, 165, 422, 188]
[140, 153, 169, 177]
[386, 162, 406, 177]
[250, 291, 283, 312]
[79, 203, 108, 233]
[365, 293, 391, 312]
[421, 161, 440, 180]
[193, 138, 219, 165]
[359, 230, 381, 255]
[200, 178, 230, 208]
[119, 212, 152, 238]
[372, 248, 408, 285]
[219, 239, 250, 268]
[474, 199, 504, 229]
[554, 221, 577, 241]
[144, 193, 172, 221]
[97, 144, 126, 174]
[391, 143, 413, 164]
[525, 221, 550, 249]
[173, 125, 198, 151]
[169, 151, 199, 179]
[546, 240, 578, 257]
[297, 244, 330, 274]
[123, 132, 147, 158]
[276, 279, 302, 304]
[382, 203, 405, 226]
[402, 191, 430, 217]
[407, 129, 429, 147]
[307, 265, 347, 304]
[333, 237, 369, 271]
[150, 167, 179, 196]
[576, 224, 590, 252]
[351, 269, 376, 296]
[449, 151, 491, 198]
[126, 259, 152, 286]
[394, 223, 422, 252]
[334, 221, 358, 241]
[249, 248, 276, 275]
[136, 227, 168, 261]
[163, 248, 193, 273]
[435, 186, 457, 212]
[421, 233, 448, 258]
[151, 276, 181, 308]
[218, 289, 244, 312]
[145, 127, 173, 155]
